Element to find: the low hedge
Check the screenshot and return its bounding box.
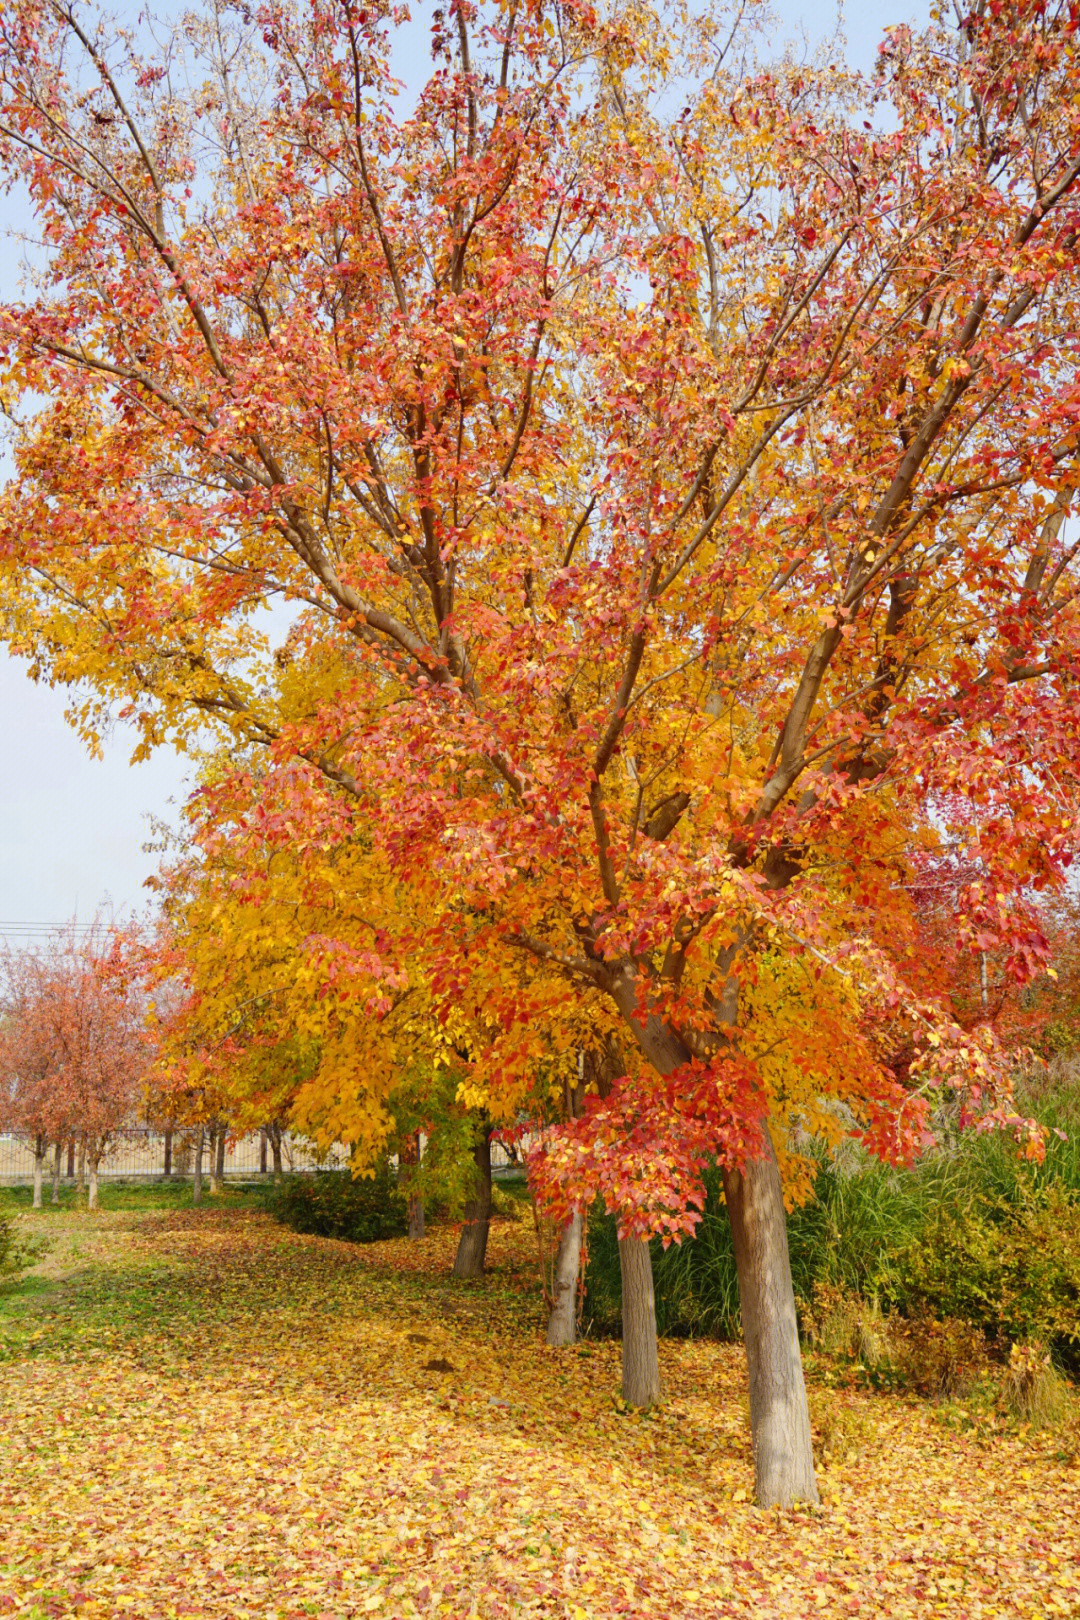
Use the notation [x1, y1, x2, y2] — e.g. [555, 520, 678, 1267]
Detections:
[268, 1165, 409, 1244]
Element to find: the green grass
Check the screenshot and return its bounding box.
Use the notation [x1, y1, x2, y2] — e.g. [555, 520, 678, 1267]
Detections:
[0, 1177, 273, 1214]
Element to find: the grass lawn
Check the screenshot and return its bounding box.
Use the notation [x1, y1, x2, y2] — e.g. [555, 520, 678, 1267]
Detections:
[1, 1188, 1078, 1619]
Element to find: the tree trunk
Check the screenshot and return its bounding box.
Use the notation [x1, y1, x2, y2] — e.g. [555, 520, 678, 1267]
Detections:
[164, 1129, 173, 1178]
[721, 1137, 819, 1507]
[618, 1235, 661, 1406]
[32, 1135, 46, 1209]
[87, 1148, 101, 1211]
[453, 1124, 492, 1278]
[207, 1123, 220, 1194]
[259, 1129, 268, 1175]
[546, 1209, 584, 1347]
[66, 1139, 75, 1179]
[608, 971, 819, 1507]
[192, 1126, 204, 1206]
[51, 1141, 62, 1205]
[268, 1124, 283, 1181]
[76, 1135, 86, 1193]
[400, 1131, 425, 1239]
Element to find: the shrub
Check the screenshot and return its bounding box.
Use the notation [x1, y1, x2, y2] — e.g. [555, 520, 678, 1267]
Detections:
[892, 1183, 1080, 1372]
[1002, 1340, 1071, 1428]
[890, 1313, 990, 1399]
[268, 1166, 409, 1244]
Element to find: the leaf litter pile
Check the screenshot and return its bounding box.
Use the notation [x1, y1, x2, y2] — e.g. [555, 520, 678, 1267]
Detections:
[2, 1204, 1078, 1619]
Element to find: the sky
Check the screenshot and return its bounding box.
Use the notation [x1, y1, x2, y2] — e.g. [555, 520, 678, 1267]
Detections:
[0, 0, 925, 943]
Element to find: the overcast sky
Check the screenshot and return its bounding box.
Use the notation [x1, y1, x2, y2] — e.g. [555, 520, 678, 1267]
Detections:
[0, 0, 924, 942]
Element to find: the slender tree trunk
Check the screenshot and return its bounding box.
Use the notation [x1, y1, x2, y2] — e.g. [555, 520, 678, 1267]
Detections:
[163, 1129, 173, 1178]
[721, 1138, 819, 1507]
[87, 1148, 101, 1211]
[66, 1139, 75, 1179]
[192, 1126, 204, 1206]
[618, 1235, 661, 1405]
[546, 1210, 584, 1347]
[453, 1124, 493, 1278]
[269, 1124, 283, 1181]
[400, 1131, 425, 1239]
[76, 1135, 86, 1194]
[32, 1136, 46, 1210]
[259, 1129, 268, 1175]
[51, 1141, 62, 1205]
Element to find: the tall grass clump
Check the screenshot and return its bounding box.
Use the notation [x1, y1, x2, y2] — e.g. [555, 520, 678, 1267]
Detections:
[582, 1060, 1080, 1370]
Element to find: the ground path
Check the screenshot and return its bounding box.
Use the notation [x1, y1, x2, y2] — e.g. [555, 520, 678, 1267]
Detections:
[1, 1201, 1077, 1618]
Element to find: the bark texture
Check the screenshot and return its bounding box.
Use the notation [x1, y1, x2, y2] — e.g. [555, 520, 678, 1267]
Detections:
[164, 1129, 173, 1178]
[32, 1138, 45, 1209]
[722, 1137, 819, 1507]
[546, 1210, 584, 1347]
[87, 1151, 100, 1211]
[51, 1141, 61, 1205]
[452, 1125, 492, 1278]
[192, 1126, 204, 1206]
[618, 1235, 661, 1406]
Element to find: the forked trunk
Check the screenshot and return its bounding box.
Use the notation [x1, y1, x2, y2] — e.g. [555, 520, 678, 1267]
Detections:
[618, 1235, 661, 1406]
[192, 1126, 204, 1206]
[545, 1210, 584, 1347]
[608, 975, 818, 1506]
[268, 1124, 283, 1181]
[51, 1141, 62, 1205]
[32, 1136, 46, 1210]
[721, 1137, 819, 1507]
[453, 1124, 492, 1278]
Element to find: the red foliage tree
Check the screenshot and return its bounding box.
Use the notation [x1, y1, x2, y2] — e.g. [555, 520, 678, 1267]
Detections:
[2, 0, 1080, 1503]
[0, 927, 150, 1209]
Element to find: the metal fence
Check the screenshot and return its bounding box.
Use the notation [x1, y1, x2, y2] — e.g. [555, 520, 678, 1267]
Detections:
[0, 1128, 346, 1183]
[0, 1128, 527, 1183]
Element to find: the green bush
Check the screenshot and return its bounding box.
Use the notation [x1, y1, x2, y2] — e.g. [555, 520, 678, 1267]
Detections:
[892, 1184, 1080, 1369]
[268, 1166, 409, 1244]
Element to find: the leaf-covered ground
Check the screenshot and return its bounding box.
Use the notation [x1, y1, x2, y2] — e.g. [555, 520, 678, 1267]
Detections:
[1, 1198, 1078, 1619]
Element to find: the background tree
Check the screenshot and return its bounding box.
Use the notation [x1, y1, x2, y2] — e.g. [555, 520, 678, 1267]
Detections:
[0, 926, 149, 1209]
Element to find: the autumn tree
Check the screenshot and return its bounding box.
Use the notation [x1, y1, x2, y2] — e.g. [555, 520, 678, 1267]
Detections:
[3, 0, 1080, 1504]
[0, 928, 149, 1210]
